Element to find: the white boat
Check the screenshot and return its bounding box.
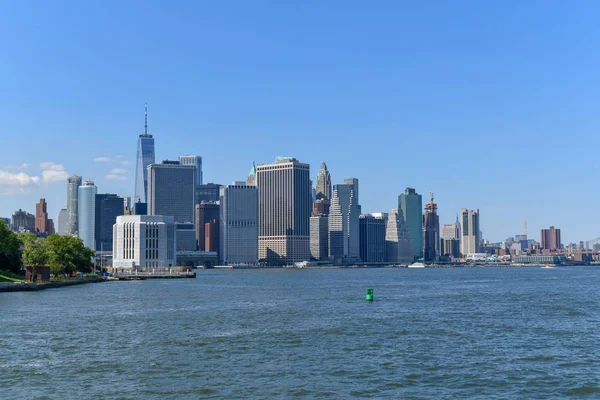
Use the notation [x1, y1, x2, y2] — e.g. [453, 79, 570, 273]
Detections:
[408, 262, 425, 268]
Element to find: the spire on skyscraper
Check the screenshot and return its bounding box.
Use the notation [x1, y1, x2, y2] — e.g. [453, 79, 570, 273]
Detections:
[144, 103, 148, 136]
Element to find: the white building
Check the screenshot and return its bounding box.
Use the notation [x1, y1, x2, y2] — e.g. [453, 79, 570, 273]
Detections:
[112, 215, 176, 269]
[78, 180, 97, 250]
[219, 184, 258, 265]
[461, 209, 481, 255]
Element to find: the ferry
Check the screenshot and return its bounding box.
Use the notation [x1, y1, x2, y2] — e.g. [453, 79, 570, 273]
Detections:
[214, 265, 234, 269]
[408, 262, 425, 268]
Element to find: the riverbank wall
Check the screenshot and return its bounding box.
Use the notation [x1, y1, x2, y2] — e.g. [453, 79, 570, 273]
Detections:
[0, 278, 106, 293]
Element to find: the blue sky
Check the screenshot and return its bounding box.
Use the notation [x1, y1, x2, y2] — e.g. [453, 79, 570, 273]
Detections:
[1, 1, 599, 243]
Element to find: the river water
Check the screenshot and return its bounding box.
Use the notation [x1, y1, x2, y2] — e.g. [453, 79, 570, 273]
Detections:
[1, 267, 599, 399]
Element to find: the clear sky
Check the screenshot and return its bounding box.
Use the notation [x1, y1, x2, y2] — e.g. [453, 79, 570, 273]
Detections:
[1, 0, 599, 243]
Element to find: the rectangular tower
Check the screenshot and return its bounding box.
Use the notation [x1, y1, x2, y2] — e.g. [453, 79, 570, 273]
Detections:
[461, 209, 481, 255]
[147, 161, 196, 224]
[95, 193, 125, 254]
[256, 158, 311, 263]
[219, 184, 258, 265]
[398, 188, 423, 259]
[179, 155, 203, 185]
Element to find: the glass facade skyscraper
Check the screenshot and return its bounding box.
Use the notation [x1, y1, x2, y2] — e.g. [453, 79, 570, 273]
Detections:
[134, 105, 155, 203]
[78, 180, 97, 250]
[179, 155, 203, 185]
[398, 187, 423, 260]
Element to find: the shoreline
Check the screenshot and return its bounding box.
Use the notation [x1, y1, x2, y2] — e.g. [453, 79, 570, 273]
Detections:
[0, 278, 106, 293]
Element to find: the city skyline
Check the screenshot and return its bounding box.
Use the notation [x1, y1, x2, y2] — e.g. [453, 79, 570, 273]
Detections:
[1, 2, 600, 243]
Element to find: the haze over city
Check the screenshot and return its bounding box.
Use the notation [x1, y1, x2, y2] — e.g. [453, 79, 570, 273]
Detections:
[2, 1, 600, 242]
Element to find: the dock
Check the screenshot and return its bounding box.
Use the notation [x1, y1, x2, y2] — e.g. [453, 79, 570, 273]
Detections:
[111, 270, 196, 280]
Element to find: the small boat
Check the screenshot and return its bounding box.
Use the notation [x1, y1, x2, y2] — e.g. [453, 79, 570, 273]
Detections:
[408, 262, 425, 268]
[543, 264, 554, 268]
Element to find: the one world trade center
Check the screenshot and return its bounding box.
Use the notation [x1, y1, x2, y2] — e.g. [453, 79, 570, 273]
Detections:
[134, 104, 155, 204]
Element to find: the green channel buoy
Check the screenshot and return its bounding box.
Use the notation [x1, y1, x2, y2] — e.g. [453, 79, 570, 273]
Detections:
[366, 288, 374, 301]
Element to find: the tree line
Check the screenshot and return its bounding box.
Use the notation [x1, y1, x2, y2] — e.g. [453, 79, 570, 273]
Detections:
[0, 220, 94, 276]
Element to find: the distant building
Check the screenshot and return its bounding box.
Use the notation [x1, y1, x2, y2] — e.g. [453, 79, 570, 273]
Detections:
[134, 104, 155, 204]
[179, 155, 203, 185]
[316, 162, 332, 201]
[246, 161, 257, 186]
[57, 209, 68, 235]
[310, 215, 329, 261]
[196, 202, 219, 251]
[12, 209, 35, 233]
[196, 183, 222, 205]
[312, 199, 330, 216]
[95, 194, 125, 253]
[328, 180, 361, 261]
[399, 188, 423, 259]
[422, 193, 439, 262]
[257, 157, 311, 263]
[66, 175, 82, 235]
[133, 201, 147, 216]
[175, 223, 197, 251]
[35, 198, 49, 234]
[541, 226, 561, 250]
[219, 184, 258, 265]
[148, 161, 196, 223]
[461, 209, 481, 255]
[385, 209, 413, 264]
[47, 219, 55, 235]
[112, 215, 176, 269]
[359, 214, 387, 262]
[440, 239, 460, 259]
[78, 180, 97, 250]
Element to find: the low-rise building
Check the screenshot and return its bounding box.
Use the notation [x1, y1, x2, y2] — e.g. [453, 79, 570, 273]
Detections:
[112, 215, 176, 269]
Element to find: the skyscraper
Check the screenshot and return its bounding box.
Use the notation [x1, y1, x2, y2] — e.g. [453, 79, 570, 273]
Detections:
[134, 104, 155, 204]
[196, 202, 219, 251]
[541, 226, 561, 250]
[359, 213, 387, 262]
[422, 193, 439, 262]
[12, 209, 35, 233]
[257, 157, 311, 262]
[95, 193, 125, 254]
[66, 175, 82, 235]
[328, 180, 361, 261]
[179, 155, 203, 185]
[399, 188, 422, 260]
[461, 209, 481, 255]
[196, 183, 223, 205]
[78, 180, 97, 250]
[147, 161, 196, 223]
[57, 208, 68, 235]
[35, 198, 49, 234]
[385, 209, 414, 264]
[440, 216, 461, 259]
[316, 162, 332, 201]
[219, 184, 258, 265]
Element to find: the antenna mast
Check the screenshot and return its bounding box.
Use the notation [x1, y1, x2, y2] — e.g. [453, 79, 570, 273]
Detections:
[144, 103, 148, 135]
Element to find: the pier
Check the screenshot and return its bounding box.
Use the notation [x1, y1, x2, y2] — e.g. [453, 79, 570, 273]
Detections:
[111, 270, 196, 280]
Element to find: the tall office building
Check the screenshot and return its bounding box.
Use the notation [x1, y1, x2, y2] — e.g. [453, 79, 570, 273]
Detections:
[328, 180, 361, 260]
[219, 184, 258, 264]
[386, 209, 414, 264]
[310, 215, 329, 261]
[95, 193, 125, 254]
[461, 209, 481, 255]
[35, 198, 49, 234]
[312, 199, 330, 216]
[78, 180, 97, 250]
[399, 188, 422, 260]
[113, 215, 176, 269]
[12, 209, 35, 233]
[257, 157, 311, 262]
[148, 161, 196, 223]
[57, 208, 68, 235]
[179, 155, 203, 185]
[196, 183, 223, 205]
[541, 226, 561, 250]
[196, 202, 219, 251]
[316, 162, 332, 201]
[66, 175, 82, 235]
[440, 216, 461, 259]
[422, 193, 439, 262]
[134, 104, 155, 204]
[359, 214, 387, 262]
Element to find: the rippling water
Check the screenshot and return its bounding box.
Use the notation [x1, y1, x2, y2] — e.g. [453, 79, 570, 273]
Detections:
[1, 267, 600, 399]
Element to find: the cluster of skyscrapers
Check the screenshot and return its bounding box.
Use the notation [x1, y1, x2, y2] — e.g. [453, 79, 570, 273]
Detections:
[10, 105, 583, 269]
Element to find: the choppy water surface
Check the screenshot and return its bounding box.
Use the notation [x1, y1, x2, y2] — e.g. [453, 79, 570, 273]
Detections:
[1, 267, 600, 399]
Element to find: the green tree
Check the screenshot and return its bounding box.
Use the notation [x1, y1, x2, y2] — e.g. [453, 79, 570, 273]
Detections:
[0, 220, 22, 274]
[46, 234, 95, 275]
[21, 234, 49, 277]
